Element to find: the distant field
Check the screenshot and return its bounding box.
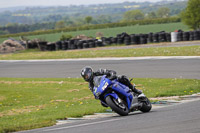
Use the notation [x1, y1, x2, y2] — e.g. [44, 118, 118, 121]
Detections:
[0, 22, 189, 44]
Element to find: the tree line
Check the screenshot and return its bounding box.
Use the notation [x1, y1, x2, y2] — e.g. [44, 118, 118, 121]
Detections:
[0, 0, 199, 36]
[0, 17, 181, 38]
[0, 7, 180, 35]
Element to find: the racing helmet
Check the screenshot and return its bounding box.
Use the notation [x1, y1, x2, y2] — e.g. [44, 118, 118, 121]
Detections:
[81, 66, 93, 82]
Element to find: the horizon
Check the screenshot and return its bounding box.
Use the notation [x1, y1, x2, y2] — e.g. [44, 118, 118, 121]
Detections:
[0, 0, 185, 9]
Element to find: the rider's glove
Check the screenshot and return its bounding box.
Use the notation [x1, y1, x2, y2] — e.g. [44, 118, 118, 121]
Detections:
[109, 73, 117, 80]
[106, 70, 117, 80]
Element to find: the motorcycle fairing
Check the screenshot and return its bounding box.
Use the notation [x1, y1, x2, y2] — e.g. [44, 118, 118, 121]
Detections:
[93, 75, 133, 110]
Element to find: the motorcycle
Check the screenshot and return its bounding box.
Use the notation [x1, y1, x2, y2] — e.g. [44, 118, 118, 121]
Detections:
[92, 75, 152, 116]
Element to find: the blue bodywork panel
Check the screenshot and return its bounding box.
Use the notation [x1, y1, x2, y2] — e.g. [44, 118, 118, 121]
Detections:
[93, 75, 133, 109]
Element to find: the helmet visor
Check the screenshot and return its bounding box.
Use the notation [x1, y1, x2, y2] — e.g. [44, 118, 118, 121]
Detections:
[84, 71, 92, 80]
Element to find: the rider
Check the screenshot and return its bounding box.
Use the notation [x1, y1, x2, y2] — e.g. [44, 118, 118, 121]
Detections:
[81, 66, 144, 97]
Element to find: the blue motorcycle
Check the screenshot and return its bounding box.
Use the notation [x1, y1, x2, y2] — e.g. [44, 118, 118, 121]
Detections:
[92, 75, 152, 116]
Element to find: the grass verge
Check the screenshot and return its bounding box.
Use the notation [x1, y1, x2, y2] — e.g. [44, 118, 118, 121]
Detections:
[0, 77, 200, 132]
[0, 45, 200, 60]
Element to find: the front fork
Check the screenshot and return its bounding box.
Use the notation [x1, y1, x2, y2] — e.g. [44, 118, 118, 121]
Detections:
[130, 92, 143, 110]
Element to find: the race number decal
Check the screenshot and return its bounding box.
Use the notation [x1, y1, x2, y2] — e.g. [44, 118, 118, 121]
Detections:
[102, 82, 109, 91]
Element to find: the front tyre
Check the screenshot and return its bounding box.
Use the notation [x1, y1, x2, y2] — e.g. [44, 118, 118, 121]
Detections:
[139, 97, 152, 113]
[105, 96, 129, 116]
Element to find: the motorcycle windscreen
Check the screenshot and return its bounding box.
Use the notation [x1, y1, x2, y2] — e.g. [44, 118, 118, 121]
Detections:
[93, 75, 112, 97]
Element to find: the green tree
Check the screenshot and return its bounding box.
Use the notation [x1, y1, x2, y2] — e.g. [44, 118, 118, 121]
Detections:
[181, 0, 200, 29]
[85, 16, 93, 24]
[74, 18, 85, 26]
[147, 11, 157, 19]
[157, 7, 170, 18]
[60, 34, 72, 41]
[55, 20, 65, 29]
[123, 10, 145, 21]
[96, 15, 112, 24]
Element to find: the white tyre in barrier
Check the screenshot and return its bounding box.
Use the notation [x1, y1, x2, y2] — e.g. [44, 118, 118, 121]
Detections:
[171, 32, 178, 42]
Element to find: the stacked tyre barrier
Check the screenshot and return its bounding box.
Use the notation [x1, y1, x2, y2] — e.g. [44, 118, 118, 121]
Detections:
[31, 29, 200, 51]
[171, 30, 200, 42]
[35, 39, 104, 51]
[110, 31, 171, 45]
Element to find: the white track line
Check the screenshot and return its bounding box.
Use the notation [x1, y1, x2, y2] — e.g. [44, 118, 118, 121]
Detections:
[0, 56, 200, 63]
[43, 118, 124, 132]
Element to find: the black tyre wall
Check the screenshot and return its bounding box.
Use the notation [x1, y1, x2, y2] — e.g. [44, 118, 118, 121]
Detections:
[183, 32, 190, 41]
[177, 32, 183, 42]
[153, 33, 159, 43]
[55, 41, 62, 50]
[124, 35, 131, 45]
[189, 31, 194, 41]
[194, 30, 200, 40]
[140, 34, 147, 44]
[148, 33, 153, 43]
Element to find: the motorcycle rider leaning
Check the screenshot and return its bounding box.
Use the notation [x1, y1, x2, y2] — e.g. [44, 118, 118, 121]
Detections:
[81, 66, 145, 100]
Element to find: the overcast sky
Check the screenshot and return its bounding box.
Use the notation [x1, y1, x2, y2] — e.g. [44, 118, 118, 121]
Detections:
[0, 0, 165, 8]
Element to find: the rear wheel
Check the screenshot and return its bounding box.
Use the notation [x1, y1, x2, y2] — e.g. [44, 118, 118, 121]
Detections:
[105, 96, 129, 116]
[139, 97, 152, 113]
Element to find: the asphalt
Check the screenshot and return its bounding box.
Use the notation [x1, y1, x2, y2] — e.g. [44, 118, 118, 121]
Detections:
[18, 99, 200, 133]
[0, 57, 200, 79]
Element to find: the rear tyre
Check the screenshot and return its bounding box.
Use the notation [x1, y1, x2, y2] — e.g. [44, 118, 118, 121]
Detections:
[139, 97, 152, 113]
[105, 96, 129, 116]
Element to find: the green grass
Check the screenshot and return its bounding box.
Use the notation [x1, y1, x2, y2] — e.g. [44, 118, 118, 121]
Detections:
[0, 77, 200, 132]
[0, 22, 189, 44]
[0, 45, 200, 60]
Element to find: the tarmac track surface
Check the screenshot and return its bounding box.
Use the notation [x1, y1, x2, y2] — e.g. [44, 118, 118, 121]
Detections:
[0, 57, 200, 79]
[18, 99, 200, 133]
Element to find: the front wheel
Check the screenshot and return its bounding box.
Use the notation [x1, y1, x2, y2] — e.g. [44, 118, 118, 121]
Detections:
[105, 96, 129, 116]
[139, 97, 152, 113]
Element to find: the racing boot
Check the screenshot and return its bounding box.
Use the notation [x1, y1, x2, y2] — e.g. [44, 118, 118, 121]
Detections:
[118, 75, 146, 98]
[131, 86, 146, 98]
